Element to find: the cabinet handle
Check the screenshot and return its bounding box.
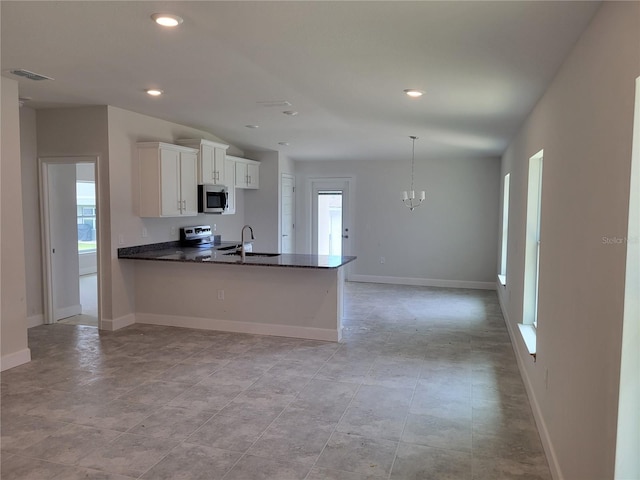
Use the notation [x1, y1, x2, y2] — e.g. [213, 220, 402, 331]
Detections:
[182, 200, 186, 211]
[178, 200, 182, 212]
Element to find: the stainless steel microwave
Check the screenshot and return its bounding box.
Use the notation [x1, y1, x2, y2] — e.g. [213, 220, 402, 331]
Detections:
[198, 184, 228, 214]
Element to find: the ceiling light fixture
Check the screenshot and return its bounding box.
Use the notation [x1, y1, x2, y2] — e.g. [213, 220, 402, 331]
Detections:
[151, 13, 184, 27]
[146, 89, 163, 96]
[245, 125, 260, 129]
[402, 136, 426, 211]
[282, 111, 298, 116]
[404, 89, 424, 98]
[278, 142, 290, 146]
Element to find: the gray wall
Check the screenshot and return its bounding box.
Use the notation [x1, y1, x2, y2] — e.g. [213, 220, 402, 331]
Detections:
[1, 76, 30, 370]
[19, 106, 43, 324]
[497, 2, 640, 479]
[295, 156, 501, 287]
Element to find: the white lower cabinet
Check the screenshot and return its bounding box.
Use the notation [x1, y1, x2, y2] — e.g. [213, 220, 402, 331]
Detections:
[138, 142, 198, 217]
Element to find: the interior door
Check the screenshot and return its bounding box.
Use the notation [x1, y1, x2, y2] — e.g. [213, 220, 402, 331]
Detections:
[311, 179, 350, 257]
[281, 174, 295, 253]
[45, 163, 81, 321]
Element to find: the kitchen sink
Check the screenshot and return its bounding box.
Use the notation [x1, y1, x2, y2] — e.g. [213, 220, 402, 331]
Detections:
[223, 252, 281, 258]
[217, 244, 241, 251]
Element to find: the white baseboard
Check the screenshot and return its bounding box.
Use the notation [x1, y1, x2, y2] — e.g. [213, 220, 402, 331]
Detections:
[135, 313, 340, 342]
[350, 274, 496, 290]
[101, 313, 135, 331]
[56, 304, 82, 320]
[1, 348, 32, 371]
[497, 289, 563, 480]
[27, 314, 44, 328]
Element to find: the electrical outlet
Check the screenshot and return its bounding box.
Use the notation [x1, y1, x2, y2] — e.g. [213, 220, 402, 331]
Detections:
[170, 226, 177, 236]
[380, 257, 385, 264]
[217, 289, 224, 300]
[213, 224, 217, 232]
[118, 234, 124, 245]
[142, 227, 148, 238]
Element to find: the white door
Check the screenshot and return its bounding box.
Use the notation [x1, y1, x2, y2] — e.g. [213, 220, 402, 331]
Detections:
[47, 163, 81, 321]
[311, 179, 350, 257]
[281, 174, 295, 253]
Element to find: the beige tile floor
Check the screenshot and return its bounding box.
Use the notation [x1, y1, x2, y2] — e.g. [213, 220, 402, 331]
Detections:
[1, 282, 551, 479]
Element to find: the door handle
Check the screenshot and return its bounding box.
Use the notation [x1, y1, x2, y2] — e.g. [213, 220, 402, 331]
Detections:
[342, 235, 349, 239]
[282, 234, 288, 237]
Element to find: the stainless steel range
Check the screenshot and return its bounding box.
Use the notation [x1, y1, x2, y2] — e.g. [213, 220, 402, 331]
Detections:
[180, 225, 218, 247]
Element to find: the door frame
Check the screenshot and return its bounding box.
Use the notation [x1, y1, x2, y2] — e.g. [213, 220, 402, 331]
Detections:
[308, 177, 353, 260]
[39, 155, 102, 327]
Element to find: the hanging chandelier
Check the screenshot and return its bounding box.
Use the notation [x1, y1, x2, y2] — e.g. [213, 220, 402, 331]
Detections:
[402, 136, 425, 211]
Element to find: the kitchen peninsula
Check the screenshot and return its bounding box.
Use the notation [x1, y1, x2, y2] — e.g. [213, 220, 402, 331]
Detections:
[118, 241, 356, 341]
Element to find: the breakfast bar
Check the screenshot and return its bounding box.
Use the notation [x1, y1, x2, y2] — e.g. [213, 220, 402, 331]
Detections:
[118, 242, 356, 341]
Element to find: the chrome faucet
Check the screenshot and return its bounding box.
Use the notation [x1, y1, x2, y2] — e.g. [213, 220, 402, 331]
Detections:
[240, 224, 255, 262]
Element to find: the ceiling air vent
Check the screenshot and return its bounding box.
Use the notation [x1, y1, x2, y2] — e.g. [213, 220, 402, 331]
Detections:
[9, 69, 54, 81]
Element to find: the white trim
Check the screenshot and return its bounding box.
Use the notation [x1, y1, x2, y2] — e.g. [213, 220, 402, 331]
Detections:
[135, 313, 340, 342]
[497, 274, 506, 286]
[497, 286, 563, 480]
[39, 156, 102, 327]
[27, 314, 44, 328]
[350, 274, 496, 291]
[0, 348, 32, 371]
[56, 304, 81, 320]
[517, 323, 537, 355]
[101, 314, 135, 331]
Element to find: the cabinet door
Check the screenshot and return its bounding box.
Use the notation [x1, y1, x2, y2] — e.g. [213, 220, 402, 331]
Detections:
[235, 161, 247, 188]
[199, 144, 216, 184]
[247, 163, 259, 189]
[223, 157, 236, 214]
[180, 151, 198, 216]
[213, 147, 225, 184]
[160, 148, 181, 216]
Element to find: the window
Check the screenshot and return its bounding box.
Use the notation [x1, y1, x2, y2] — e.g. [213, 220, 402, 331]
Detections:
[76, 181, 96, 252]
[498, 173, 510, 286]
[519, 150, 543, 355]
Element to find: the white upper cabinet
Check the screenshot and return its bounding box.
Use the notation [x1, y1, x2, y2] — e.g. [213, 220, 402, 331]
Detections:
[177, 139, 229, 185]
[230, 156, 260, 189]
[138, 142, 198, 217]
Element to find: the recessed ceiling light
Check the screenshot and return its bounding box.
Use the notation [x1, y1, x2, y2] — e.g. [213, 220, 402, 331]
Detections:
[146, 89, 163, 96]
[404, 89, 425, 98]
[245, 125, 260, 129]
[151, 13, 184, 27]
[278, 142, 290, 146]
[282, 111, 298, 116]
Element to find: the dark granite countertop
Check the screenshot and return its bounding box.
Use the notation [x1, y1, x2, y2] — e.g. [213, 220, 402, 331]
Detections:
[117, 241, 356, 269]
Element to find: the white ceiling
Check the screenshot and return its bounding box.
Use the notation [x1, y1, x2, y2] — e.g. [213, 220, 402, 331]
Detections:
[1, 1, 600, 162]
